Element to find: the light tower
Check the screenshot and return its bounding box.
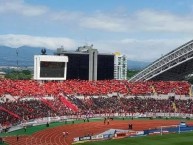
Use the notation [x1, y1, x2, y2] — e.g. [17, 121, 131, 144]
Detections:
[16, 48, 19, 79]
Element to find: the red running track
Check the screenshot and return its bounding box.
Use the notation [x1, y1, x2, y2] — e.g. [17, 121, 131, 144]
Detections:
[3, 119, 193, 145]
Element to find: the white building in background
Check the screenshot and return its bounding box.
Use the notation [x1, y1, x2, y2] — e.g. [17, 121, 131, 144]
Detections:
[0, 72, 6, 79]
[114, 52, 127, 80]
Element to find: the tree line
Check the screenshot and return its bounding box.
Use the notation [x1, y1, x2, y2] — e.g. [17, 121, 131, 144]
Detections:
[4, 69, 32, 80]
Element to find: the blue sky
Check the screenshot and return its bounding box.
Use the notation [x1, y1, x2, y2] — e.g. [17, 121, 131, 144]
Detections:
[1, 0, 193, 61]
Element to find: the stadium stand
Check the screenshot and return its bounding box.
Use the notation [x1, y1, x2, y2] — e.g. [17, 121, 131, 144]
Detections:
[0, 79, 193, 129]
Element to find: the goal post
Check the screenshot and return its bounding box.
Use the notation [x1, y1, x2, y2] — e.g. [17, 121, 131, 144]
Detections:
[160, 125, 180, 135]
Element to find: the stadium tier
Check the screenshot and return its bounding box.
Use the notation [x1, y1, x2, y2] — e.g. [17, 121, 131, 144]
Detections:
[0, 79, 191, 96]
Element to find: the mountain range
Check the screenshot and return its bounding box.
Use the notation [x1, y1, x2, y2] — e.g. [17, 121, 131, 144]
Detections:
[0, 46, 54, 67]
[0, 45, 151, 70]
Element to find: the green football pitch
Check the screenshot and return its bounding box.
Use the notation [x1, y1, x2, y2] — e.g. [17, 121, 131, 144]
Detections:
[80, 131, 193, 145]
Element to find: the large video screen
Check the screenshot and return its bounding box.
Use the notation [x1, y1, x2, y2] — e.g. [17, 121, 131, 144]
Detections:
[97, 55, 114, 80]
[40, 61, 65, 78]
[65, 53, 89, 80]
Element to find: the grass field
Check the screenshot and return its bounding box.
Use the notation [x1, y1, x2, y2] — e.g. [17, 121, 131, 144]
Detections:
[0, 142, 7, 145]
[80, 131, 193, 145]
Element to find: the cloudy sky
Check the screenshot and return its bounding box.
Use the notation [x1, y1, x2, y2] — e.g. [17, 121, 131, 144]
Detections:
[1, 0, 193, 61]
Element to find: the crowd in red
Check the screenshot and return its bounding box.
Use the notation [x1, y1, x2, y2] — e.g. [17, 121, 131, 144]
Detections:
[0, 79, 191, 97]
[70, 96, 193, 115]
[0, 100, 55, 127]
[0, 79, 192, 130]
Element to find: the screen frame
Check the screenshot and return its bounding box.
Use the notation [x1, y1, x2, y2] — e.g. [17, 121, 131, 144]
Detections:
[34, 55, 68, 80]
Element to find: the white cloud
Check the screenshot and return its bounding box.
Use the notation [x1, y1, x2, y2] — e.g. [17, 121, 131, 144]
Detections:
[0, 0, 48, 16]
[0, 34, 192, 61]
[45, 8, 193, 34]
[78, 10, 193, 33]
[94, 38, 191, 61]
[1, 1, 193, 61]
[0, 34, 76, 49]
[1, 1, 193, 34]
[134, 10, 193, 33]
[51, 11, 83, 22]
[79, 13, 128, 32]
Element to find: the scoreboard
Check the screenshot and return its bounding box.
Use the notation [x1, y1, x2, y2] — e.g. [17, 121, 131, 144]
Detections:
[34, 55, 68, 80]
[40, 61, 65, 78]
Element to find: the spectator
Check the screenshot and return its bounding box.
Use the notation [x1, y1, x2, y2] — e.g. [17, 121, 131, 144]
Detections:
[16, 135, 19, 141]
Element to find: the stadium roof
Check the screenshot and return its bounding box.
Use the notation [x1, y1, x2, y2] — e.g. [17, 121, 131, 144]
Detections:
[129, 40, 193, 81]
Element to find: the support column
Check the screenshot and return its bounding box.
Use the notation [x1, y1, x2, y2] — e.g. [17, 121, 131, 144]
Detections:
[93, 50, 98, 81]
[89, 50, 94, 81]
[64, 62, 67, 80]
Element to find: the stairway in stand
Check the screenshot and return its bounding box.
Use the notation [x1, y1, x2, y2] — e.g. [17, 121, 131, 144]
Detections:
[59, 96, 78, 112]
[0, 106, 20, 119]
